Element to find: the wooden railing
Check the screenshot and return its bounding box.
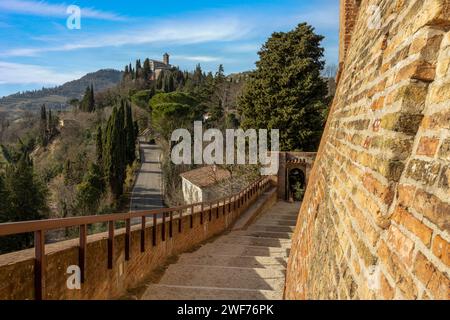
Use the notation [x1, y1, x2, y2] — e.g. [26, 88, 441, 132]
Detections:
[0, 176, 271, 300]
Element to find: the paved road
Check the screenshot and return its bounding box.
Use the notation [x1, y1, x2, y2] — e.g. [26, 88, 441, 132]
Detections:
[130, 139, 164, 214]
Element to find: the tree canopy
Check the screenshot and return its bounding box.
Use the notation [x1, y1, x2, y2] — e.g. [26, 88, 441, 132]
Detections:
[238, 23, 329, 151]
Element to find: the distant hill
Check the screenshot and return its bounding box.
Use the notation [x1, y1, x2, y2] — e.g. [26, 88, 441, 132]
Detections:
[0, 69, 123, 116]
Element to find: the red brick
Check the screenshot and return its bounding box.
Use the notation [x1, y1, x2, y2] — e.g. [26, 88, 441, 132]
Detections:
[392, 206, 433, 247]
[413, 252, 435, 286]
[427, 270, 450, 300]
[432, 235, 450, 267]
[363, 172, 395, 206]
[397, 184, 416, 207]
[380, 273, 395, 300]
[416, 137, 440, 157]
[387, 225, 415, 267]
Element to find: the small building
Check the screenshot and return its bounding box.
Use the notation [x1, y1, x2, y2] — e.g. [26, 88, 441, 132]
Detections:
[180, 165, 231, 204]
[149, 53, 172, 80]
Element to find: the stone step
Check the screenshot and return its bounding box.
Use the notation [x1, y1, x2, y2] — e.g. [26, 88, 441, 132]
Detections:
[159, 265, 285, 291]
[257, 214, 298, 221]
[261, 210, 299, 216]
[213, 236, 291, 248]
[192, 243, 290, 257]
[177, 254, 287, 269]
[232, 230, 292, 239]
[247, 225, 295, 233]
[141, 284, 282, 300]
[255, 219, 297, 226]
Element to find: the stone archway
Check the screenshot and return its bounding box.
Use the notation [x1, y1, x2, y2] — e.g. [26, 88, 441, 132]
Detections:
[287, 167, 306, 201]
[275, 151, 316, 201]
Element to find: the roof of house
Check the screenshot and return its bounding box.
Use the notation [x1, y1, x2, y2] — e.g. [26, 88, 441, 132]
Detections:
[180, 165, 231, 188]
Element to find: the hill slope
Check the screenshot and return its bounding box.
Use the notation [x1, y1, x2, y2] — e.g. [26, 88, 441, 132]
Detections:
[0, 69, 123, 115]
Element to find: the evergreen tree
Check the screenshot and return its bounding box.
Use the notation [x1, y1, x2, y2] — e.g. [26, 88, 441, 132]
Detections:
[135, 59, 142, 79]
[39, 104, 48, 146]
[125, 102, 136, 165]
[96, 126, 103, 166]
[0, 153, 48, 253]
[238, 23, 328, 151]
[80, 85, 95, 112]
[76, 163, 104, 215]
[129, 63, 134, 79]
[89, 84, 95, 111]
[103, 103, 127, 199]
[143, 58, 151, 82]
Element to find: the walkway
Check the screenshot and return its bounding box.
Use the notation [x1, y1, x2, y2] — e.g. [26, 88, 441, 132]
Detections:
[130, 138, 164, 211]
[140, 201, 300, 300]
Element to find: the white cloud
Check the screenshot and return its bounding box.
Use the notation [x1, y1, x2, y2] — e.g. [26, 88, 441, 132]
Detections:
[1, 16, 250, 57]
[172, 55, 222, 62]
[0, 0, 125, 21]
[0, 61, 84, 85]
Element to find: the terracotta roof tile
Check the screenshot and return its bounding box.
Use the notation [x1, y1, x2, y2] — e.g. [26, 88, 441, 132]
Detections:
[180, 166, 231, 188]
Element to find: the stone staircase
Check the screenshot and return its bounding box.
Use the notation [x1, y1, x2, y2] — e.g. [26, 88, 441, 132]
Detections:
[140, 201, 300, 300]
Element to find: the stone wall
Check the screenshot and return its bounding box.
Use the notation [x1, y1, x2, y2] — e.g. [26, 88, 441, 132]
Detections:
[286, 0, 450, 300]
[0, 182, 272, 300]
[275, 152, 316, 200]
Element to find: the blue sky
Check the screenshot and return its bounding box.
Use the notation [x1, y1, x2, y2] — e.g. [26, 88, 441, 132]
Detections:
[0, 0, 340, 97]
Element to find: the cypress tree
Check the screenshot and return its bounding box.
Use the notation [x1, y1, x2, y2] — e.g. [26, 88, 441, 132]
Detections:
[48, 109, 53, 137]
[125, 102, 136, 165]
[143, 58, 151, 82]
[89, 84, 95, 112]
[135, 59, 142, 79]
[96, 126, 103, 166]
[39, 105, 48, 146]
[129, 63, 134, 79]
[103, 103, 127, 199]
[103, 107, 117, 197]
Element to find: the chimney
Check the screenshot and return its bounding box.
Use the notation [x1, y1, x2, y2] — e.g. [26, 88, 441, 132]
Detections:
[163, 53, 169, 65]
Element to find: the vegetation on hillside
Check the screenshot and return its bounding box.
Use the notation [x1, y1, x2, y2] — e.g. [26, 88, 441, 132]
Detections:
[0, 20, 332, 253]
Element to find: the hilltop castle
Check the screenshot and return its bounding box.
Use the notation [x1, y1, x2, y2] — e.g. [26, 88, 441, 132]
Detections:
[149, 53, 172, 80]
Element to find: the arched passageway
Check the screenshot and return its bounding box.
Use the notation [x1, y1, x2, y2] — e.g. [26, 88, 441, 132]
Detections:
[287, 168, 306, 202]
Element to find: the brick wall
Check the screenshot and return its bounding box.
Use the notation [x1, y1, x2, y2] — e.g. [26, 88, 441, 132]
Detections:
[286, 0, 450, 300]
[339, 0, 360, 66]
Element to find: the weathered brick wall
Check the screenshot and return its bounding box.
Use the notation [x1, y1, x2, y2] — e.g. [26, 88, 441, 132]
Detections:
[339, 0, 360, 66]
[286, 0, 450, 300]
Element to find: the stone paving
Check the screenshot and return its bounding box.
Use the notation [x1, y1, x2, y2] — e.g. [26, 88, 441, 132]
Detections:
[140, 201, 301, 300]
